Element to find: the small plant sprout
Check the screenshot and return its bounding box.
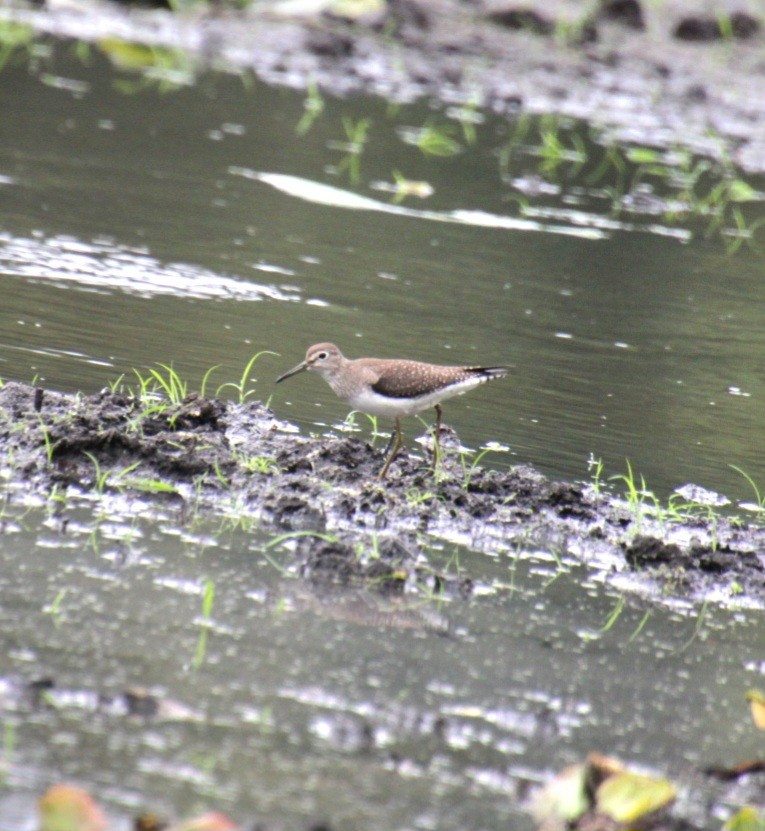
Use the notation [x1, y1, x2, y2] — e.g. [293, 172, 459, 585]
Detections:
[609, 460, 656, 531]
[587, 453, 605, 496]
[216, 350, 277, 404]
[192, 578, 215, 670]
[148, 363, 187, 404]
[46, 485, 68, 518]
[460, 442, 510, 489]
[328, 116, 371, 184]
[199, 364, 221, 399]
[37, 417, 59, 464]
[534, 121, 587, 177]
[43, 589, 68, 628]
[0, 20, 35, 73]
[598, 594, 625, 635]
[345, 410, 383, 445]
[369, 170, 434, 204]
[716, 11, 734, 41]
[107, 373, 126, 393]
[212, 460, 229, 487]
[445, 95, 484, 146]
[397, 120, 462, 157]
[585, 140, 628, 191]
[2, 720, 15, 775]
[627, 609, 652, 644]
[677, 600, 709, 654]
[84, 451, 110, 494]
[296, 80, 325, 135]
[119, 476, 177, 495]
[405, 487, 436, 508]
[131, 369, 167, 408]
[240, 455, 280, 475]
[730, 465, 765, 513]
[129, 365, 186, 406]
[366, 530, 381, 560]
[87, 524, 102, 554]
[219, 494, 257, 533]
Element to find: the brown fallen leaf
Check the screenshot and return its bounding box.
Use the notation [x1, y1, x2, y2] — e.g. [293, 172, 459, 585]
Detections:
[745, 689, 765, 730]
[39, 784, 108, 831]
[165, 813, 238, 831]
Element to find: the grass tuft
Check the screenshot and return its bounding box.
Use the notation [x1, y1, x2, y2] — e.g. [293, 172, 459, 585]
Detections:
[216, 351, 278, 404]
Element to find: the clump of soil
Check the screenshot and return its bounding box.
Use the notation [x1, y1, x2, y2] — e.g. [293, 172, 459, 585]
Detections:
[2, 380, 764, 607]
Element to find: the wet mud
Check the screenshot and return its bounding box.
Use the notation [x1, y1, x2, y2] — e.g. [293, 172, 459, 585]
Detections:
[2, 380, 764, 608]
[3, 0, 765, 171]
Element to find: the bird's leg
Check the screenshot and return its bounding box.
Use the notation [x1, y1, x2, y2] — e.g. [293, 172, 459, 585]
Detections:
[379, 418, 402, 479]
[381, 425, 398, 459]
[431, 404, 443, 470]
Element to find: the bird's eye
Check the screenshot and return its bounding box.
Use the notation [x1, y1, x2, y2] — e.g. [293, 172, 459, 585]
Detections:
[317, 352, 328, 360]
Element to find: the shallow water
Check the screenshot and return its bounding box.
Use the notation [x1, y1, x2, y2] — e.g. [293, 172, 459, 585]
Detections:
[0, 496, 762, 828]
[1, 35, 765, 827]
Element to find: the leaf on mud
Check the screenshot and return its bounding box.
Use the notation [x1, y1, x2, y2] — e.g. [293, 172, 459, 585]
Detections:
[724, 806, 765, 831]
[530, 763, 590, 829]
[38, 784, 108, 831]
[532, 754, 675, 829]
[166, 812, 238, 831]
[625, 147, 662, 164]
[99, 39, 160, 70]
[595, 771, 676, 822]
[728, 180, 760, 203]
[745, 689, 765, 729]
[121, 477, 179, 494]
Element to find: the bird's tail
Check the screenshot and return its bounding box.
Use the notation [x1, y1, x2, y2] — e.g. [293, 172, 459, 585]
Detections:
[473, 366, 510, 380]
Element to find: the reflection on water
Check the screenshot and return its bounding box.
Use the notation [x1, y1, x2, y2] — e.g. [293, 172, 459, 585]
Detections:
[233, 167, 609, 239]
[0, 498, 761, 828]
[0, 231, 302, 301]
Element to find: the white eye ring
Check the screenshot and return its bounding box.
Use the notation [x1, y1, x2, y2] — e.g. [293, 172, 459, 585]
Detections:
[317, 352, 328, 360]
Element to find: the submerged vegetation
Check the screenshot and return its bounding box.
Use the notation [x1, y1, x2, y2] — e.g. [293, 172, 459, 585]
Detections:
[0, 22, 763, 251]
[302, 62, 763, 250]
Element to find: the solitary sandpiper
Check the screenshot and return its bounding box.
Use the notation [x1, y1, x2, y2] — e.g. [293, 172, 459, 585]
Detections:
[276, 342, 509, 478]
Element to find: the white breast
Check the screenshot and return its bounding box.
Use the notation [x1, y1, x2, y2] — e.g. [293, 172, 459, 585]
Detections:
[345, 377, 487, 419]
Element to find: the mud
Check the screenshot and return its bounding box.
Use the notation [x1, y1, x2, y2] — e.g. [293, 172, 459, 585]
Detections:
[3, 0, 765, 171]
[2, 380, 764, 608]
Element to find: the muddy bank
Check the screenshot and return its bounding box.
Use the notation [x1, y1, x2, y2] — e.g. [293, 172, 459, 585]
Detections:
[2, 380, 764, 607]
[2, 0, 765, 171]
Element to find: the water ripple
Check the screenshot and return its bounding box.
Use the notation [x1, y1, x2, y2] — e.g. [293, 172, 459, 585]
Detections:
[0, 232, 302, 302]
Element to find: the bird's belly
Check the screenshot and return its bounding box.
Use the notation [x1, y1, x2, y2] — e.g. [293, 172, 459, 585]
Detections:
[345, 380, 482, 419]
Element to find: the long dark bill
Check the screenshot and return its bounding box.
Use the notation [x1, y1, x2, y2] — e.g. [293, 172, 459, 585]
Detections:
[276, 361, 308, 383]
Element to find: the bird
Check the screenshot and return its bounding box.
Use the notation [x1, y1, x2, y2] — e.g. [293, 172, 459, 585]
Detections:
[276, 342, 509, 478]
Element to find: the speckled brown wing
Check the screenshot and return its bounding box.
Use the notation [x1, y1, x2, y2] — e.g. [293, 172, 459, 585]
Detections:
[369, 361, 507, 399]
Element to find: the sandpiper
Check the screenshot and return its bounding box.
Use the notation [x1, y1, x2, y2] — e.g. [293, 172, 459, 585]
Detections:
[276, 342, 509, 478]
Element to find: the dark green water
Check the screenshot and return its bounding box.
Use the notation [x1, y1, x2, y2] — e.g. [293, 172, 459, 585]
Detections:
[2, 39, 765, 501]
